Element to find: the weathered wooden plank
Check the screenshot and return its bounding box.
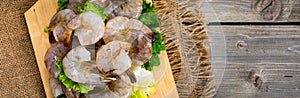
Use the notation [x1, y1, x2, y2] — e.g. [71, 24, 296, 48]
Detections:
[208, 25, 300, 97]
[208, 25, 300, 64]
[200, 0, 300, 22]
[214, 64, 300, 98]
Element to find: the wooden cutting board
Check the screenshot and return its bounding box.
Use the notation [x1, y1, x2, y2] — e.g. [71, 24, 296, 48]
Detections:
[24, 0, 178, 98]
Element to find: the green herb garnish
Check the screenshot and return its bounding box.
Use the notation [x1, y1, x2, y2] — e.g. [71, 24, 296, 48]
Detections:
[141, 33, 166, 71]
[140, 0, 166, 54]
[55, 61, 93, 93]
[141, 54, 160, 71]
[44, 27, 50, 34]
[58, 0, 69, 11]
[140, 0, 166, 71]
[152, 33, 166, 54]
[140, 0, 161, 32]
[142, 0, 156, 13]
[77, 2, 108, 20]
[140, 12, 161, 32]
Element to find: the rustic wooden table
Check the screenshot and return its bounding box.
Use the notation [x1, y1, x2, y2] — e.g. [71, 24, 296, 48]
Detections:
[201, 0, 300, 97]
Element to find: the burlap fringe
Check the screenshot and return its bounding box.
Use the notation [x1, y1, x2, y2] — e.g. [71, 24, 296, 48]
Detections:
[153, 0, 216, 97]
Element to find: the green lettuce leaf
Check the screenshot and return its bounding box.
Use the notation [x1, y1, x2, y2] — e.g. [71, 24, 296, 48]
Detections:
[58, 0, 68, 11]
[77, 2, 108, 20]
[55, 61, 93, 93]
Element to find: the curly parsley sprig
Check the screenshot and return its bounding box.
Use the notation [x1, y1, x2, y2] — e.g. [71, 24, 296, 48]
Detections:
[140, 0, 166, 71]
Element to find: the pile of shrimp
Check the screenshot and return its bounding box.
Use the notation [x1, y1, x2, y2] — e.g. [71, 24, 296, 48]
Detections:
[44, 0, 156, 98]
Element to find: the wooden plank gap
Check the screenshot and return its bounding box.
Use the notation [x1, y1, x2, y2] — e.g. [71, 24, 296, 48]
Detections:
[208, 22, 300, 25]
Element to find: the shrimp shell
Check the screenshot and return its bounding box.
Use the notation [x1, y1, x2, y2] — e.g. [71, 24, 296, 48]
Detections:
[89, 0, 142, 19]
[107, 71, 133, 97]
[85, 84, 119, 98]
[103, 16, 153, 66]
[113, 0, 143, 19]
[67, 12, 105, 46]
[96, 41, 132, 75]
[44, 43, 70, 78]
[49, 9, 76, 43]
[63, 46, 103, 85]
[49, 77, 64, 97]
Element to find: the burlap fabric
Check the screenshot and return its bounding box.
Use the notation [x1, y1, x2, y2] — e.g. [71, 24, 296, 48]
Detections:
[0, 0, 45, 97]
[153, 0, 215, 97]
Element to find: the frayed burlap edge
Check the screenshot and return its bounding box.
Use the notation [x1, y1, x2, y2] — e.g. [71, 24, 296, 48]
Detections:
[153, 0, 216, 97]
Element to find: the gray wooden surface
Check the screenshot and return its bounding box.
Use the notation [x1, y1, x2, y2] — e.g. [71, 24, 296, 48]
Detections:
[202, 0, 300, 22]
[201, 0, 300, 97]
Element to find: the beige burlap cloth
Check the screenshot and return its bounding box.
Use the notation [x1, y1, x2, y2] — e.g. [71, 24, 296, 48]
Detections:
[0, 0, 45, 97]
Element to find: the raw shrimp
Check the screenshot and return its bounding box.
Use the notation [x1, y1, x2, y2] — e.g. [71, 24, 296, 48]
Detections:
[96, 41, 132, 75]
[63, 46, 105, 85]
[125, 69, 137, 83]
[103, 16, 153, 42]
[85, 83, 119, 98]
[49, 77, 64, 97]
[49, 9, 76, 43]
[50, 77, 80, 98]
[62, 86, 81, 98]
[88, 0, 110, 8]
[89, 0, 143, 19]
[103, 16, 153, 66]
[85, 71, 134, 98]
[107, 70, 134, 97]
[68, 0, 87, 14]
[128, 32, 153, 66]
[44, 43, 70, 78]
[113, 0, 143, 19]
[67, 11, 105, 46]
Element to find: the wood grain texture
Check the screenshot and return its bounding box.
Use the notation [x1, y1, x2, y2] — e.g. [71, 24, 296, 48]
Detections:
[152, 51, 179, 98]
[201, 0, 300, 22]
[24, 0, 57, 97]
[207, 25, 300, 97]
[208, 25, 300, 64]
[201, 0, 300, 97]
[25, 0, 178, 98]
[214, 64, 300, 98]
